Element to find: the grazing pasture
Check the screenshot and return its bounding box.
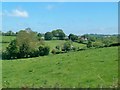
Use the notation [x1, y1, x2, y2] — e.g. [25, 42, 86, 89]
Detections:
[0, 36, 16, 52]
[2, 46, 118, 88]
[1, 36, 86, 52]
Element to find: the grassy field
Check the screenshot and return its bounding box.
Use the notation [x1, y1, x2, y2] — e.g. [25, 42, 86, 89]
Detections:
[1, 36, 86, 52]
[0, 36, 16, 52]
[45, 40, 86, 52]
[1, 36, 16, 43]
[2, 46, 118, 88]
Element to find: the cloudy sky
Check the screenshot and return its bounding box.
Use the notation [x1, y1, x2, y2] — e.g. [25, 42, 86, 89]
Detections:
[2, 2, 118, 35]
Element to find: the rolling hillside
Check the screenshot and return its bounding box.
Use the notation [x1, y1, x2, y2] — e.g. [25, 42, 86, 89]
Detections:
[2, 46, 118, 88]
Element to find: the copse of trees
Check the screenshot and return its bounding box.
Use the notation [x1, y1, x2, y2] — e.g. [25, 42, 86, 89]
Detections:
[52, 29, 66, 40]
[44, 29, 66, 40]
[37, 33, 44, 40]
[2, 29, 50, 60]
[1, 30, 17, 36]
[45, 32, 53, 40]
[62, 41, 72, 52]
[68, 33, 78, 42]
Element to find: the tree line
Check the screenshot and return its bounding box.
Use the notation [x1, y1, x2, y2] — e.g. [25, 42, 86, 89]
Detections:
[1, 28, 120, 60]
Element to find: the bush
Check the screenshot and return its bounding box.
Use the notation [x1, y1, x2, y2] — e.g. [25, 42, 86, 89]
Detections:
[38, 45, 50, 56]
[2, 51, 9, 60]
[55, 45, 60, 50]
[38, 45, 45, 56]
[51, 49, 61, 54]
[51, 49, 56, 54]
[29, 49, 39, 57]
[5, 39, 19, 59]
[87, 41, 92, 48]
[62, 41, 72, 52]
[44, 46, 50, 55]
[72, 47, 77, 51]
[19, 42, 30, 58]
[92, 42, 104, 48]
[109, 43, 120, 47]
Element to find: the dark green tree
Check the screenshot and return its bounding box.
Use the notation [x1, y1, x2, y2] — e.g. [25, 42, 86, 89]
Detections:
[68, 34, 78, 41]
[38, 45, 50, 56]
[62, 41, 72, 52]
[87, 41, 92, 48]
[44, 32, 53, 40]
[52, 29, 65, 40]
[19, 42, 30, 58]
[6, 39, 19, 59]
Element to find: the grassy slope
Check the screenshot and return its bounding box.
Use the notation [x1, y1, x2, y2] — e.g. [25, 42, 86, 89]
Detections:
[2, 36, 16, 43]
[45, 40, 86, 52]
[2, 47, 118, 88]
[0, 36, 16, 52]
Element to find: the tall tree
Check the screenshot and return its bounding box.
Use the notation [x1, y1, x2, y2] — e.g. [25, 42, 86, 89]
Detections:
[52, 29, 65, 40]
[44, 32, 53, 40]
[68, 33, 78, 41]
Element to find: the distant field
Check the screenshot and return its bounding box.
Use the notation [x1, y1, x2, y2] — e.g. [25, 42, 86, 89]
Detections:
[2, 46, 118, 88]
[45, 40, 86, 52]
[2, 36, 16, 43]
[0, 36, 16, 52]
[1, 36, 86, 52]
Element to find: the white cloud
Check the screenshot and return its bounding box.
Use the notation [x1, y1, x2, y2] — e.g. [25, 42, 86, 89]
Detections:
[46, 5, 54, 10]
[3, 9, 29, 18]
[10, 9, 28, 17]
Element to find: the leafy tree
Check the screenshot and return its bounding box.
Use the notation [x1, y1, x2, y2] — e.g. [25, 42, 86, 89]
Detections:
[52, 29, 65, 40]
[44, 46, 50, 55]
[6, 39, 19, 59]
[37, 33, 43, 41]
[92, 42, 104, 48]
[87, 41, 92, 48]
[16, 29, 39, 58]
[38, 45, 50, 56]
[62, 41, 72, 52]
[68, 34, 78, 41]
[19, 42, 30, 58]
[37, 33, 43, 37]
[44, 32, 53, 40]
[5, 30, 15, 36]
[17, 30, 38, 51]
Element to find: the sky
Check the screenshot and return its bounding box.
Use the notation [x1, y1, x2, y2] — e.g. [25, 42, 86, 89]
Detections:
[1, 2, 118, 35]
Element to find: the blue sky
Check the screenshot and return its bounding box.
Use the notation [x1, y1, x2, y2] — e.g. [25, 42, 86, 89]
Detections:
[2, 2, 118, 35]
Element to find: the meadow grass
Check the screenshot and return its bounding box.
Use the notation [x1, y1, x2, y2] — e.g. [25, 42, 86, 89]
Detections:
[1, 36, 16, 43]
[2, 46, 118, 88]
[45, 40, 86, 52]
[0, 36, 16, 52]
[1, 36, 86, 52]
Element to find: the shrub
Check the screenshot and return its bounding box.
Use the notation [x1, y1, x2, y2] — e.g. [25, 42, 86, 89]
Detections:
[5, 39, 19, 59]
[72, 46, 77, 51]
[2, 51, 9, 60]
[19, 42, 30, 58]
[44, 46, 50, 55]
[51, 49, 56, 54]
[87, 41, 92, 48]
[38, 45, 45, 56]
[29, 49, 39, 57]
[51, 49, 61, 54]
[38, 45, 50, 56]
[92, 42, 104, 48]
[62, 41, 72, 52]
[56, 45, 60, 50]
